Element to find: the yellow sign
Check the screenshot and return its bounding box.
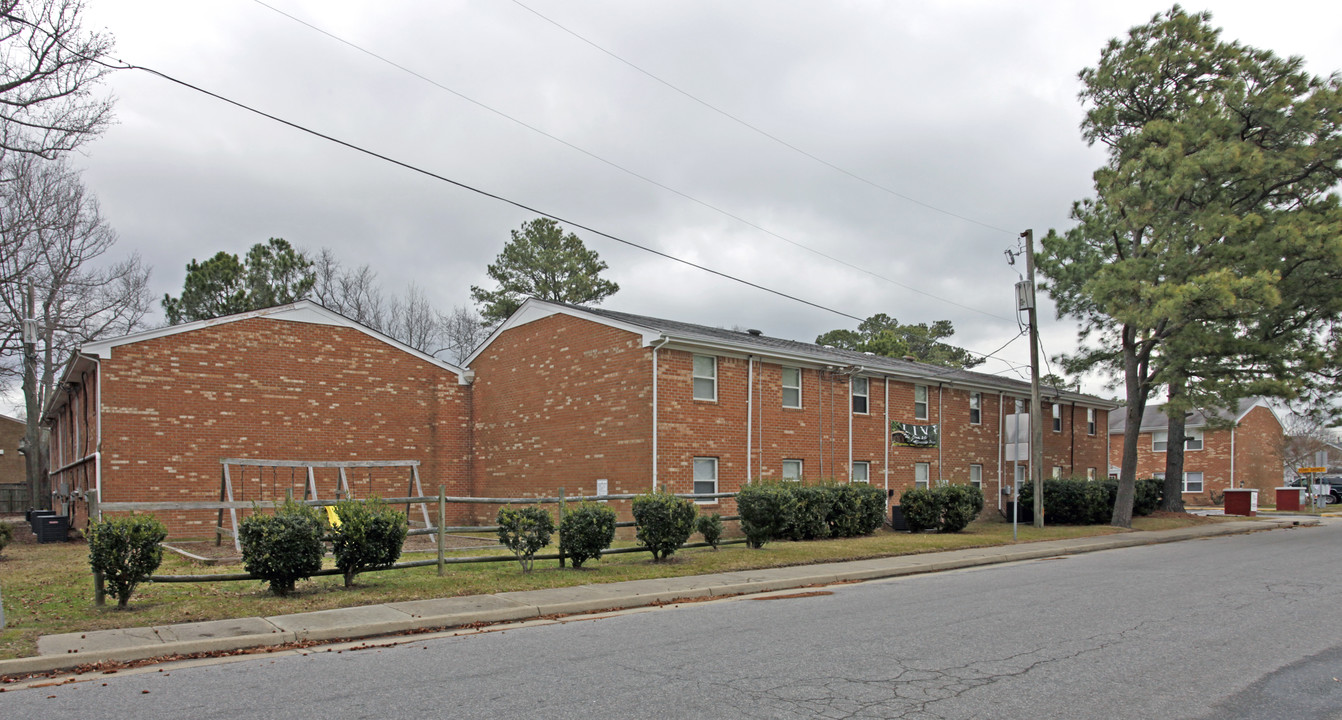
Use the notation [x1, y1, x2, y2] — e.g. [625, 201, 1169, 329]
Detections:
[1297, 467, 1327, 474]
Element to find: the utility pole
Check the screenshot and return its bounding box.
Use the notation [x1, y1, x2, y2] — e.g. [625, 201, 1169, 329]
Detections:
[1021, 230, 1045, 528]
[22, 280, 46, 510]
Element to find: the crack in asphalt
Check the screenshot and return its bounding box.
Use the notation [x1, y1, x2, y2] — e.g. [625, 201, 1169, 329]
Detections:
[701, 619, 1180, 719]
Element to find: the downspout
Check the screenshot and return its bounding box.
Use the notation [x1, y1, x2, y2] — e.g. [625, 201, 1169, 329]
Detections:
[937, 384, 944, 484]
[997, 391, 1005, 510]
[1070, 401, 1076, 475]
[883, 376, 890, 494]
[1230, 427, 1236, 489]
[93, 357, 102, 520]
[747, 355, 754, 484]
[651, 337, 669, 491]
[1106, 410, 1111, 478]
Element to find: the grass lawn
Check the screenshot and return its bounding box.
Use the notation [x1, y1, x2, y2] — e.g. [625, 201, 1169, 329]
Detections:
[0, 513, 1224, 661]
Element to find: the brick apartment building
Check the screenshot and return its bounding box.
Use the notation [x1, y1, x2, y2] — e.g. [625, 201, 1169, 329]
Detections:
[42, 304, 472, 536]
[1107, 398, 1284, 503]
[0, 413, 28, 510]
[44, 299, 1118, 538]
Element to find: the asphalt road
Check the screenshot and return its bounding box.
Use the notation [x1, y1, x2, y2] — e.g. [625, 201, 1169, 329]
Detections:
[4, 521, 1340, 719]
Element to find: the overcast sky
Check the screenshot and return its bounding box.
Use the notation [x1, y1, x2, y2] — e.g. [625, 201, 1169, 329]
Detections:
[52, 0, 1342, 402]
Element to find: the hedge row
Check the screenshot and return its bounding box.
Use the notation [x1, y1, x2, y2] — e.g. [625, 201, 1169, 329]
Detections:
[1014, 477, 1163, 524]
[899, 484, 984, 533]
[736, 481, 886, 548]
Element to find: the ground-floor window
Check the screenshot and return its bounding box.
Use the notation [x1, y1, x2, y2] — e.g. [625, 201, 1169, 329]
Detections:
[693, 457, 718, 501]
[1086, 467, 1096, 480]
[1183, 472, 1203, 493]
[969, 464, 982, 488]
[915, 462, 930, 489]
[782, 459, 803, 481]
[1051, 466, 1063, 478]
[852, 461, 870, 483]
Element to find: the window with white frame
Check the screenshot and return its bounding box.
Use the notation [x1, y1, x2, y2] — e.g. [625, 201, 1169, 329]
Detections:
[1087, 408, 1097, 435]
[692, 355, 717, 401]
[1052, 466, 1063, 478]
[1185, 429, 1204, 451]
[782, 459, 803, 481]
[915, 462, 930, 489]
[852, 461, 870, 483]
[914, 385, 929, 420]
[1014, 397, 1025, 413]
[969, 392, 981, 425]
[782, 367, 801, 408]
[1183, 472, 1204, 493]
[1052, 403, 1062, 432]
[851, 376, 869, 414]
[969, 464, 982, 488]
[1153, 429, 1203, 452]
[1087, 467, 1096, 480]
[693, 457, 718, 501]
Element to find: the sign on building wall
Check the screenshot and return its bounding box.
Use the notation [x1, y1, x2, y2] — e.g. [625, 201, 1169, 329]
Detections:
[891, 422, 939, 448]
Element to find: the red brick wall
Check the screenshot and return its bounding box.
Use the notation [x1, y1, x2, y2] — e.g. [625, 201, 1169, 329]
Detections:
[470, 314, 652, 523]
[1107, 405, 1282, 503]
[84, 317, 470, 537]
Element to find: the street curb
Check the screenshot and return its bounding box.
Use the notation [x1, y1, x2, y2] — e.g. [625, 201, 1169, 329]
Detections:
[0, 517, 1316, 678]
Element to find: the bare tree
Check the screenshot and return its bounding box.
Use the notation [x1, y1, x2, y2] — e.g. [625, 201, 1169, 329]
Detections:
[311, 248, 386, 328]
[0, 155, 151, 508]
[440, 304, 487, 365]
[0, 0, 116, 162]
[385, 283, 439, 355]
[1278, 411, 1340, 483]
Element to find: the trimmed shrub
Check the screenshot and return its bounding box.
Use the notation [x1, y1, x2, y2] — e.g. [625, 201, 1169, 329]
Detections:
[632, 490, 697, 560]
[559, 502, 617, 568]
[827, 483, 887, 538]
[900, 484, 983, 533]
[1134, 477, 1163, 516]
[899, 487, 941, 532]
[736, 481, 797, 549]
[786, 483, 831, 540]
[87, 515, 167, 607]
[240, 501, 325, 596]
[497, 506, 554, 573]
[937, 484, 984, 533]
[1016, 477, 1164, 525]
[0, 521, 12, 556]
[327, 498, 408, 587]
[696, 513, 724, 549]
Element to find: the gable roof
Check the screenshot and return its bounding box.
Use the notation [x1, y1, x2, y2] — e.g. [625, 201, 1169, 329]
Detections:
[470, 298, 1118, 408]
[43, 301, 467, 423]
[1107, 397, 1280, 435]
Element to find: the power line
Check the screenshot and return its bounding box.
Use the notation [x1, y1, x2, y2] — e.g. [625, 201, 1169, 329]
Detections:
[510, 0, 1016, 237]
[247, 0, 1011, 322]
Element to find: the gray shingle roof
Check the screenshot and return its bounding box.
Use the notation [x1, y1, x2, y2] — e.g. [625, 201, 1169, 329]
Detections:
[547, 300, 1115, 407]
[1107, 397, 1266, 434]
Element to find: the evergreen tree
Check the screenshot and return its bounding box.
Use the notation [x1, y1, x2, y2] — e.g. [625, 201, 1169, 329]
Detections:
[470, 218, 619, 326]
[163, 238, 315, 324]
[816, 314, 983, 369]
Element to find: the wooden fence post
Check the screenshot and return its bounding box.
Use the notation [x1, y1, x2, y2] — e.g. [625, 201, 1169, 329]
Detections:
[437, 485, 446, 577]
[557, 487, 566, 568]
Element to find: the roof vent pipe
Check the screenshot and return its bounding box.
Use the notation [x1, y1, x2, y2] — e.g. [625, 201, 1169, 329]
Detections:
[747, 328, 762, 336]
[902, 355, 917, 362]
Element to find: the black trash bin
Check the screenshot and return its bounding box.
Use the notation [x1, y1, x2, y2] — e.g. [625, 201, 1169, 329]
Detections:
[35, 515, 69, 543]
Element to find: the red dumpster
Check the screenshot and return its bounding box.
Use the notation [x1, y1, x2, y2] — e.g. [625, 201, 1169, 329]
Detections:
[1275, 487, 1304, 512]
[1224, 488, 1258, 516]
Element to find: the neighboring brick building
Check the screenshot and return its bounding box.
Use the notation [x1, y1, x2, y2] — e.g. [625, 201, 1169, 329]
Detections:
[469, 300, 1117, 518]
[0, 413, 28, 511]
[45, 299, 1118, 537]
[1107, 398, 1283, 503]
[43, 303, 472, 536]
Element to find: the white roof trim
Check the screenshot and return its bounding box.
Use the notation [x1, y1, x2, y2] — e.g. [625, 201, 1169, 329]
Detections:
[464, 298, 662, 366]
[80, 301, 465, 377]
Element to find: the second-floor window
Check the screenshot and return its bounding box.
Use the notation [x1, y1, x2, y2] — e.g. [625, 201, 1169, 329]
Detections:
[914, 385, 929, 420]
[1153, 429, 1204, 452]
[782, 367, 801, 408]
[969, 392, 981, 425]
[1052, 403, 1062, 432]
[692, 355, 716, 401]
[1087, 408, 1096, 435]
[852, 377, 869, 414]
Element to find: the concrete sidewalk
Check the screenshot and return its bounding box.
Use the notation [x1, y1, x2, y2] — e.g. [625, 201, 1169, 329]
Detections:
[1, 516, 1320, 677]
